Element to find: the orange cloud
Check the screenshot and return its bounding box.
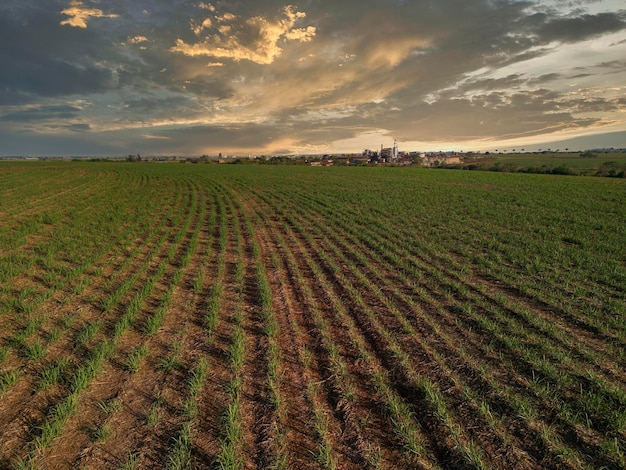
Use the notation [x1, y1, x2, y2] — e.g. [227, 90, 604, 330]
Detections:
[127, 35, 148, 44]
[171, 5, 316, 65]
[192, 18, 213, 36]
[60, 0, 119, 28]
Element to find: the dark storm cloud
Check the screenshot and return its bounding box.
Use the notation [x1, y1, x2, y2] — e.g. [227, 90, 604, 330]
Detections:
[0, 105, 83, 123]
[0, 2, 119, 98]
[66, 123, 92, 132]
[159, 124, 284, 150]
[0, 91, 35, 106]
[0, 127, 114, 156]
[0, 54, 115, 98]
[532, 12, 626, 43]
[137, 121, 364, 155]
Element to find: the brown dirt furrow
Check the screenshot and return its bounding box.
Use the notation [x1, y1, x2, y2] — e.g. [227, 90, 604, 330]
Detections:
[288, 207, 573, 468]
[469, 271, 626, 382]
[264, 219, 406, 467]
[224, 193, 274, 469]
[237, 186, 430, 469]
[274, 277, 327, 467]
[299, 222, 541, 466]
[74, 325, 189, 469]
[294, 230, 472, 468]
[41, 363, 134, 469]
[239, 304, 272, 470]
[288, 203, 612, 468]
[227, 189, 334, 468]
[260, 191, 546, 468]
[251, 215, 320, 468]
[193, 331, 235, 468]
[274, 238, 364, 469]
[353, 221, 626, 385]
[0, 172, 192, 467]
[0, 226, 174, 465]
[39, 281, 189, 467]
[192, 191, 243, 467]
[28, 182, 201, 467]
[0, 381, 63, 467]
[0, 170, 174, 345]
[187, 189, 231, 468]
[73, 292, 194, 468]
[63, 183, 213, 469]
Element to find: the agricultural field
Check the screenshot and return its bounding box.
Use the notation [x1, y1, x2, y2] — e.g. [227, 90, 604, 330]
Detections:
[488, 151, 626, 169]
[0, 161, 624, 469]
[459, 152, 626, 176]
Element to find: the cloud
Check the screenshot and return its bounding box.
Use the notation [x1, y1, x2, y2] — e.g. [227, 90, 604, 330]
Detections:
[191, 18, 213, 36]
[596, 60, 626, 69]
[0, 90, 35, 106]
[535, 12, 626, 43]
[170, 5, 316, 64]
[0, 48, 116, 98]
[119, 95, 205, 120]
[366, 97, 602, 144]
[529, 73, 562, 84]
[0, 105, 83, 123]
[1, 0, 625, 155]
[127, 35, 148, 44]
[66, 123, 91, 132]
[60, 0, 119, 29]
[142, 133, 171, 140]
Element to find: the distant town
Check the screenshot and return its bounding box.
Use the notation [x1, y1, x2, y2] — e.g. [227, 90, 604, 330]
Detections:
[2, 142, 625, 167]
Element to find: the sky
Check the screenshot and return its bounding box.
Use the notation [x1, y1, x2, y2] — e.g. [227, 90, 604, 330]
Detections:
[1, 0, 625, 156]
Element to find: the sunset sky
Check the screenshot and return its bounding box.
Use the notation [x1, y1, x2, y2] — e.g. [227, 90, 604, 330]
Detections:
[1, 0, 625, 156]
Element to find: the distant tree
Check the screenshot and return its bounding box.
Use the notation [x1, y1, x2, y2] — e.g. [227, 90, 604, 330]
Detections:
[580, 151, 597, 158]
[596, 161, 625, 177]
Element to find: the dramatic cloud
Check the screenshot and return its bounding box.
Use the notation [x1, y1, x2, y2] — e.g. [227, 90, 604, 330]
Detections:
[170, 5, 316, 64]
[0, 0, 625, 155]
[60, 0, 119, 29]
